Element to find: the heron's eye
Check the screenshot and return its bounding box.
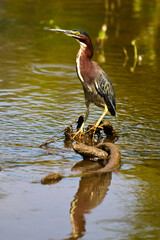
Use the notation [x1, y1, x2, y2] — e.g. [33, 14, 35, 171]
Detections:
[72, 31, 80, 36]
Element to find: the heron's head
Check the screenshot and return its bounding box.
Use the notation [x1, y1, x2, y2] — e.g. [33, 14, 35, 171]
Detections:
[50, 29, 93, 54]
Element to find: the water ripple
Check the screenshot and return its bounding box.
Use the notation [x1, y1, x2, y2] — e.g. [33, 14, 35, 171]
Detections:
[31, 63, 76, 78]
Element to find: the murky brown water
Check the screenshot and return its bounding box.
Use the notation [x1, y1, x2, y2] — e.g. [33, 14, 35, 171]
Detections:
[0, 0, 160, 239]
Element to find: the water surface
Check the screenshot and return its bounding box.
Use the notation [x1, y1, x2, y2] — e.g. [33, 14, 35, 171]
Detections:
[0, 0, 160, 239]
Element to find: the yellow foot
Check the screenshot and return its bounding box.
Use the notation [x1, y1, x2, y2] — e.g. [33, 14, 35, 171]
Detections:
[85, 124, 103, 135]
[72, 129, 83, 140]
[72, 122, 85, 140]
[92, 127, 97, 142]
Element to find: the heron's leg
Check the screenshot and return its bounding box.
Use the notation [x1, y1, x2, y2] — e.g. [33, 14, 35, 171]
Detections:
[72, 107, 90, 138]
[95, 104, 108, 128]
[78, 107, 89, 132]
[90, 105, 108, 141]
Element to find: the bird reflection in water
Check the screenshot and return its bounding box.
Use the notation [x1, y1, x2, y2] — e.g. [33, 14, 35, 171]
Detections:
[65, 160, 112, 240]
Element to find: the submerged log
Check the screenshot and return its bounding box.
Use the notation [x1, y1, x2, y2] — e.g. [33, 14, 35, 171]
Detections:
[41, 173, 62, 185]
[71, 159, 103, 172]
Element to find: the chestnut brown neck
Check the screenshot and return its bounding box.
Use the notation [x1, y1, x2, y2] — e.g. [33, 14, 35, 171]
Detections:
[76, 41, 94, 85]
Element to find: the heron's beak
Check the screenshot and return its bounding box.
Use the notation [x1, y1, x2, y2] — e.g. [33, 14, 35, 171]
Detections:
[50, 29, 81, 38]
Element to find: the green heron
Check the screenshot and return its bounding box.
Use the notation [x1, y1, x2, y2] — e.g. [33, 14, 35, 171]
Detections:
[50, 29, 116, 136]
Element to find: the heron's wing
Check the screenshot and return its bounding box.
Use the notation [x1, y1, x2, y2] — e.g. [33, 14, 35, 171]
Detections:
[95, 70, 116, 116]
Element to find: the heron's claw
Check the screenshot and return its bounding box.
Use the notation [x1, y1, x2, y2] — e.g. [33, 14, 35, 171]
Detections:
[72, 129, 83, 140]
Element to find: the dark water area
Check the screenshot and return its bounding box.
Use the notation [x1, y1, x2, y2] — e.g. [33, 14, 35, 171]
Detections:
[0, 0, 160, 239]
